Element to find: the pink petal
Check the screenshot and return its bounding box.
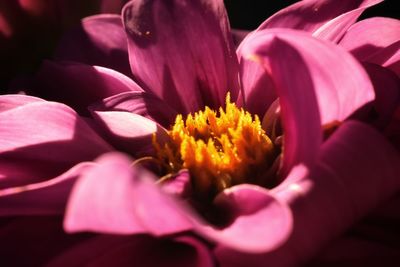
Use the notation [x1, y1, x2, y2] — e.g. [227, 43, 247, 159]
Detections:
[64, 152, 193, 235]
[0, 94, 44, 112]
[91, 111, 169, 156]
[55, 14, 131, 77]
[0, 162, 93, 216]
[339, 17, 400, 61]
[122, 0, 240, 114]
[0, 99, 112, 188]
[257, 0, 382, 42]
[90, 91, 178, 128]
[216, 120, 400, 266]
[160, 170, 192, 198]
[34, 61, 143, 114]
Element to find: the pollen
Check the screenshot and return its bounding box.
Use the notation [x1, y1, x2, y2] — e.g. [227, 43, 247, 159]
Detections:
[154, 94, 275, 199]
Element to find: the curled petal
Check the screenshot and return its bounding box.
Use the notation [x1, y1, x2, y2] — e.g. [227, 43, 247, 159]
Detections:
[241, 29, 375, 174]
[200, 184, 292, 253]
[122, 0, 240, 114]
[55, 14, 131, 77]
[0, 99, 112, 189]
[34, 61, 143, 114]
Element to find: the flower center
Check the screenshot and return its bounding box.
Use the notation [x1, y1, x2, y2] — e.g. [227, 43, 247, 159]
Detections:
[154, 94, 276, 200]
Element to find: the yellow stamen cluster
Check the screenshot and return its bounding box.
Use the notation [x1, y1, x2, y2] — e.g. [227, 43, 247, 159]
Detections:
[154, 94, 275, 199]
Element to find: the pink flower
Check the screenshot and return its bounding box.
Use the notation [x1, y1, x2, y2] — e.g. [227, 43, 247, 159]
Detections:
[1, 0, 399, 266]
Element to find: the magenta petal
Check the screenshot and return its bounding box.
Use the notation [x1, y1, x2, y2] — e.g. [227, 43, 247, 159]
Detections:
[91, 111, 169, 156]
[257, 0, 382, 42]
[0, 99, 112, 189]
[34, 61, 143, 114]
[0, 162, 93, 216]
[55, 14, 131, 77]
[64, 152, 193, 235]
[198, 184, 292, 253]
[90, 91, 178, 128]
[122, 0, 240, 114]
[339, 17, 400, 61]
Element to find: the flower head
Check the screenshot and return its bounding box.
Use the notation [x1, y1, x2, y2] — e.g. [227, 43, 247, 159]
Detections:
[1, 0, 400, 266]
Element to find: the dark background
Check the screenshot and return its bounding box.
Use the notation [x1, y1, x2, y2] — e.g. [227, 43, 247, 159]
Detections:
[224, 1, 399, 30]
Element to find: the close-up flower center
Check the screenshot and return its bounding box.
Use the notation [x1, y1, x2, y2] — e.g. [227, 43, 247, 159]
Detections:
[154, 94, 277, 200]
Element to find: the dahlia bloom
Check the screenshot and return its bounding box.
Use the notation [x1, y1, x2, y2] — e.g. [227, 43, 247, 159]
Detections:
[1, 0, 400, 266]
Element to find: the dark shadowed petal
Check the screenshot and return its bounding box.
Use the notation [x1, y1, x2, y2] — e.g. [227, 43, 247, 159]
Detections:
[65, 152, 193, 235]
[236, 58, 277, 118]
[363, 63, 400, 127]
[35, 61, 142, 114]
[256, 0, 382, 42]
[47, 234, 214, 267]
[34, 61, 143, 115]
[90, 91, 178, 128]
[122, 0, 240, 114]
[367, 40, 400, 76]
[231, 29, 250, 48]
[0, 216, 92, 267]
[308, 236, 400, 267]
[0, 162, 93, 216]
[339, 17, 400, 61]
[100, 0, 129, 13]
[0, 99, 112, 189]
[215, 121, 400, 267]
[241, 29, 375, 174]
[55, 14, 131, 77]
[91, 111, 169, 156]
